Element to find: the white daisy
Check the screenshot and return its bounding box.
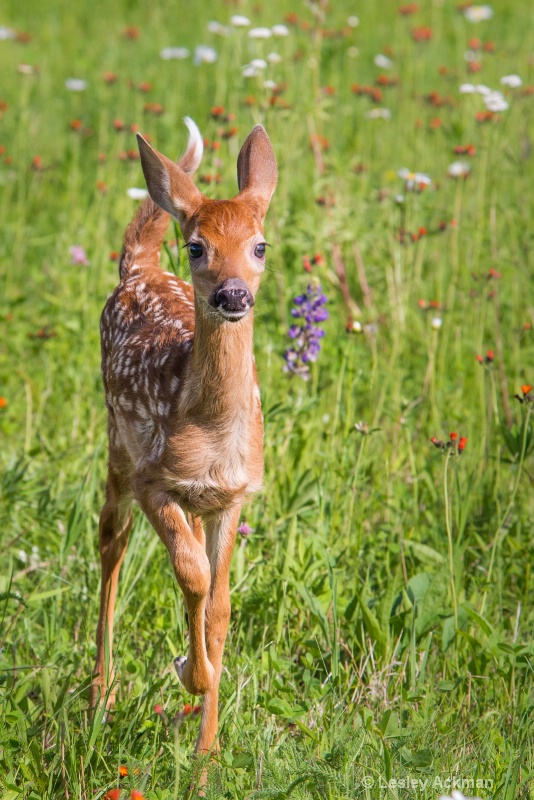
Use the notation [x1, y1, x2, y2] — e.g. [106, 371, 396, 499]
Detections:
[374, 54, 393, 69]
[230, 15, 250, 26]
[160, 47, 189, 60]
[448, 161, 471, 177]
[463, 5, 493, 21]
[248, 27, 272, 39]
[272, 24, 289, 36]
[65, 78, 87, 91]
[194, 45, 218, 64]
[500, 74, 522, 88]
[484, 90, 508, 111]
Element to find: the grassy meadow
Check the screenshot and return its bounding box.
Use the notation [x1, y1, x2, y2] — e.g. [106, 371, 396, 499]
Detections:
[1, 0, 534, 797]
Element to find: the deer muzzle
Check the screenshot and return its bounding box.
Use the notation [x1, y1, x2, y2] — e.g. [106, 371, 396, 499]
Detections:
[212, 278, 255, 321]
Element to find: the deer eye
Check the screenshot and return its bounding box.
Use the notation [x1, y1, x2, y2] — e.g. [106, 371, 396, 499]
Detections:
[254, 243, 266, 258]
[188, 243, 203, 259]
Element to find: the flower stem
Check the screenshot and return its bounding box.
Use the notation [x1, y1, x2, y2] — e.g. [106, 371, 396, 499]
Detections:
[480, 406, 532, 615]
[444, 450, 458, 630]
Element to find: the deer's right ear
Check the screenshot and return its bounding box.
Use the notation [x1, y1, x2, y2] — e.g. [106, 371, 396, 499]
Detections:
[137, 135, 204, 225]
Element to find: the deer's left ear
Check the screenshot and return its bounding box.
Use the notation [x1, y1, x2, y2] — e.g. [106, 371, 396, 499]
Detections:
[236, 125, 278, 222]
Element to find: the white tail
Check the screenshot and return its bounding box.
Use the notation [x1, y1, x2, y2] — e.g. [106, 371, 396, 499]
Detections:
[91, 118, 277, 767]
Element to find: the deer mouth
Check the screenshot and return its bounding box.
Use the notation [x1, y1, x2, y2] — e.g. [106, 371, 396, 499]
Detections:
[211, 278, 255, 321]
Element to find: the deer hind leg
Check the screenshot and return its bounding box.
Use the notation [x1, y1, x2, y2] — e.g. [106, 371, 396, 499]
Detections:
[195, 506, 240, 758]
[134, 481, 215, 695]
[91, 455, 133, 710]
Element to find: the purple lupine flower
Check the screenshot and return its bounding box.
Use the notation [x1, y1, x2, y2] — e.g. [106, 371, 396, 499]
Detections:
[283, 281, 328, 380]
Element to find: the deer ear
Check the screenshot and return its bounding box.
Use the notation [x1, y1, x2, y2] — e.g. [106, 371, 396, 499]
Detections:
[137, 134, 204, 225]
[236, 125, 278, 222]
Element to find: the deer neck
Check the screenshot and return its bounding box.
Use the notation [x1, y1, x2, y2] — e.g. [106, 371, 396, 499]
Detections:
[183, 296, 256, 418]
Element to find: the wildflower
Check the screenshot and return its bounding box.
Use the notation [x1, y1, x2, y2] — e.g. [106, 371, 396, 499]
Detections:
[272, 24, 289, 36]
[0, 397, 7, 408]
[399, 4, 419, 14]
[468, 61, 482, 74]
[160, 47, 189, 60]
[348, 320, 363, 333]
[130, 792, 146, 800]
[212, 21, 230, 36]
[411, 26, 433, 42]
[487, 268, 501, 279]
[431, 316, 443, 329]
[285, 12, 299, 25]
[0, 26, 16, 39]
[250, 58, 267, 70]
[248, 27, 272, 39]
[365, 108, 391, 119]
[70, 245, 89, 266]
[463, 5, 493, 21]
[475, 349, 494, 364]
[484, 90, 508, 111]
[230, 15, 250, 26]
[194, 45, 218, 64]
[104, 790, 121, 800]
[144, 102, 164, 115]
[154, 704, 164, 714]
[460, 82, 491, 94]
[267, 52, 283, 64]
[464, 48, 479, 62]
[475, 110, 496, 122]
[65, 78, 87, 91]
[18, 63, 38, 75]
[238, 522, 253, 537]
[500, 74, 522, 88]
[123, 26, 139, 39]
[448, 161, 471, 178]
[127, 188, 149, 200]
[310, 134, 330, 151]
[374, 54, 393, 69]
[283, 282, 328, 380]
[355, 420, 369, 434]
[398, 167, 431, 190]
[119, 765, 129, 777]
[96, 180, 108, 194]
[103, 71, 118, 83]
[431, 433, 467, 454]
[70, 119, 83, 131]
[454, 143, 476, 155]
[514, 385, 534, 404]
[175, 704, 202, 722]
[347, 15, 360, 26]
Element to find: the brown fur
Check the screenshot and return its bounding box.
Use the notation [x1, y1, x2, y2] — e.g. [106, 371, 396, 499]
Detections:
[91, 122, 277, 776]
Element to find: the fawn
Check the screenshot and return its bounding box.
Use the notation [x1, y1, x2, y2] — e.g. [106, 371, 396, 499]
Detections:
[91, 117, 277, 758]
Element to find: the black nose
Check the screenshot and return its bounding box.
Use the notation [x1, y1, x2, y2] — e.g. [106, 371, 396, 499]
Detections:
[214, 278, 254, 313]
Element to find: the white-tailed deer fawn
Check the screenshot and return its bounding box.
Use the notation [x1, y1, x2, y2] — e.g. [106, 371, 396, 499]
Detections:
[91, 117, 277, 759]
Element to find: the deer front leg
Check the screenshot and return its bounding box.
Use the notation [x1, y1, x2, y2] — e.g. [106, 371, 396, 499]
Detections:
[195, 506, 240, 756]
[91, 461, 133, 710]
[135, 481, 215, 695]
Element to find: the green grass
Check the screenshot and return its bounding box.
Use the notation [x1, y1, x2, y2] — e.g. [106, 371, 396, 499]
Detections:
[1, 0, 534, 797]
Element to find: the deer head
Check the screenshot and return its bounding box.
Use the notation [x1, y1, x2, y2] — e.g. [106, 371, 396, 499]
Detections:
[137, 123, 278, 322]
